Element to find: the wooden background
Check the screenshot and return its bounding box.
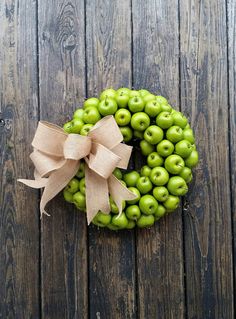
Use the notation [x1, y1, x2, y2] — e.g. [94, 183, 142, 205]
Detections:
[0, 0, 235, 318]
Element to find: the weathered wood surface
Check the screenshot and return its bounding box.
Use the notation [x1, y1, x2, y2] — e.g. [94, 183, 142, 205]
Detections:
[38, 1, 88, 318]
[180, 0, 234, 317]
[0, 0, 235, 318]
[0, 0, 40, 318]
[228, 0, 236, 308]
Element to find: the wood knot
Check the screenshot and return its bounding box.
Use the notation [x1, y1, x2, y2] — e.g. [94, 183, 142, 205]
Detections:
[63, 34, 76, 51]
[0, 118, 5, 127]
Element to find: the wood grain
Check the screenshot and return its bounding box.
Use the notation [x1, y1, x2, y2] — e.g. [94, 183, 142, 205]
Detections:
[227, 0, 236, 309]
[38, 0, 88, 318]
[132, 1, 185, 318]
[180, 0, 234, 317]
[0, 0, 40, 318]
[85, 1, 136, 318]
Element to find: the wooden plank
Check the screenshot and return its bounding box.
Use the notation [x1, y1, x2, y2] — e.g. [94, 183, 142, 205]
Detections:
[180, 0, 234, 317]
[0, 0, 40, 317]
[85, 1, 136, 318]
[38, 1, 88, 318]
[132, 1, 185, 318]
[227, 0, 236, 309]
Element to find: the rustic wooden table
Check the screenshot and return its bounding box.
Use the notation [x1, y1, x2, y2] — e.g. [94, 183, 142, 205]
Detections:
[0, 0, 235, 318]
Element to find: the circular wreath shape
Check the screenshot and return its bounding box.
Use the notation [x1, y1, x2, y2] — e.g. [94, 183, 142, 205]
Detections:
[62, 88, 199, 230]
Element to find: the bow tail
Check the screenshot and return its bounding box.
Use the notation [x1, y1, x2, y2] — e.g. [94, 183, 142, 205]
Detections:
[108, 174, 138, 217]
[85, 164, 110, 225]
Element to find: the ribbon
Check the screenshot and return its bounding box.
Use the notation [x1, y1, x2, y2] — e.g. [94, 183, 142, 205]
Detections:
[18, 116, 137, 224]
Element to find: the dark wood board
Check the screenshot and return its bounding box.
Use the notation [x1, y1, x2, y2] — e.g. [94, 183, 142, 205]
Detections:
[85, 1, 137, 318]
[0, 0, 40, 318]
[38, 0, 88, 318]
[227, 0, 236, 311]
[180, 0, 234, 317]
[132, 1, 185, 318]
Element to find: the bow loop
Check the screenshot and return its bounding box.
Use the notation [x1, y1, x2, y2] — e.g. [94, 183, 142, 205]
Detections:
[87, 143, 121, 179]
[63, 134, 91, 160]
[18, 116, 138, 224]
[88, 116, 123, 149]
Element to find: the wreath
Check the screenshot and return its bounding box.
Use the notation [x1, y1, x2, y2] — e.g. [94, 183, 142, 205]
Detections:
[61, 88, 199, 230]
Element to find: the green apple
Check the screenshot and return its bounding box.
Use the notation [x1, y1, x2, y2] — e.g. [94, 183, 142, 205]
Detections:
[139, 89, 150, 97]
[156, 111, 174, 129]
[144, 100, 162, 117]
[83, 106, 101, 124]
[100, 88, 116, 100]
[136, 176, 153, 194]
[131, 112, 150, 131]
[184, 123, 190, 129]
[125, 205, 141, 220]
[137, 214, 155, 228]
[147, 152, 164, 168]
[140, 140, 155, 156]
[161, 104, 172, 112]
[76, 161, 85, 178]
[112, 212, 129, 229]
[80, 124, 94, 136]
[179, 167, 193, 183]
[116, 87, 131, 96]
[167, 176, 188, 196]
[156, 139, 174, 157]
[166, 126, 184, 143]
[127, 187, 141, 204]
[156, 95, 168, 105]
[129, 90, 141, 98]
[154, 204, 166, 220]
[109, 196, 126, 214]
[115, 92, 129, 108]
[150, 167, 169, 186]
[63, 121, 73, 133]
[79, 177, 86, 195]
[92, 211, 111, 227]
[163, 195, 180, 211]
[183, 128, 195, 144]
[98, 97, 118, 116]
[124, 171, 140, 187]
[164, 154, 185, 174]
[172, 111, 188, 128]
[139, 194, 158, 215]
[140, 165, 152, 177]
[70, 118, 84, 134]
[134, 130, 144, 139]
[153, 186, 169, 202]
[144, 125, 164, 145]
[185, 150, 199, 168]
[73, 108, 84, 119]
[66, 178, 80, 193]
[107, 224, 120, 231]
[113, 168, 123, 180]
[73, 191, 86, 210]
[175, 139, 193, 158]
[63, 188, 74, 203]
[84, 97, 99, 109]
[128, 96, 145, 112]
[120, 126, 133, 142]
[126, 220, 136, 229]
[143, 93, 156, 104]
[115, 109, 131, 126]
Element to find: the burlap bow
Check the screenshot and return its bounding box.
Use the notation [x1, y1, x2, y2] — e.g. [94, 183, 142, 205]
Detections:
[18, 116, 137, 224]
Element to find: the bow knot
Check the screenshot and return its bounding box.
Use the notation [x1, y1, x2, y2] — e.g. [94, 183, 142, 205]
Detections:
[18, 115, 137, 224]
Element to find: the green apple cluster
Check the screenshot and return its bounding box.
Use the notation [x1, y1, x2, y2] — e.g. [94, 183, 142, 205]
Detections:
[62, 88, 199, 230]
